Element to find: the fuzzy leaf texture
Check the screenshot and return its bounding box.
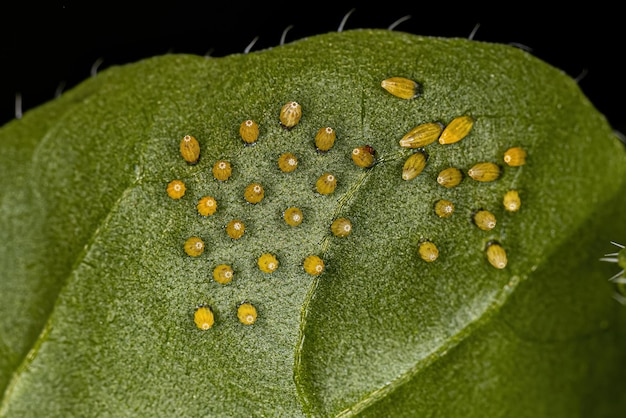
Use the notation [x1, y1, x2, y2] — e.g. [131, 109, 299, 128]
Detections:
[1, 29, 625, 417]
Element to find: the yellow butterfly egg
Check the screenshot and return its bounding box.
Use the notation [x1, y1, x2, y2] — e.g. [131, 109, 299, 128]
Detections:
[226, 219, 245, 239]
[351, 145, 376, 168]
[212, 160, 232, 181]
[399, 122, 443, 148]
[486, 241, 508, 269]
[473, 210, 497, 231]
[244, 183, 265, 204]
[193, 305, 215, 330]
[434, 199, 455, 218]
[316, 173, 337, 195]
[239, 119, 260, 144]
[438, 115, 474, 145]
[278, 152, 299, 173]
[331, 217, 352, 237]
[503, 146, 527, 167]
[315, 127, 336, 152]
[468, 162, 501, 182]
[213, 264, 234, 285]
[503, 190, 521, 212]
[437, 167, 463, 188]
[237, 302, 258, 325]
[303, 255, 325, 276]
[279, 101, 302, 128]
[283, 207, 303, 227]
[179, 134, 200, 164]
[418, 241, 439, 262]
[380, 76, 422, 100]
[197, 196, 217, 216]
[258, 253, 279, 273]
[166, 179, 186, 199]
[184, 236, 205, 257]
[402, 150, 428, 181]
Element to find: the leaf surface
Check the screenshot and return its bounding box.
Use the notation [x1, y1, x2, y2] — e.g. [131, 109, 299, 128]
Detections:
[1, 29, 625, 417]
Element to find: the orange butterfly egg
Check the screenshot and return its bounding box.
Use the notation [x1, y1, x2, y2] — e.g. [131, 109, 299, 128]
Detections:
[279, 101, 302, 128]
[239, 119, 260, 144]
[197, 196, 217, 216]
[226, 219, 245, 239]
[331, 217, 352, 237]
[244, 183, 265, 204]
[468, 162, 501, 182]
[503, 190, 521, 212]
[237, 302, 258, 325]
[213, 160, 232, 181]
[437, 167, 463, 188]
[503, 146, 527, 167]
[283, 207, 303, 226]
[258, 253, 279, 273]
[399, 122, 443, 148]
[418, 241, 439, 262]
[166, 180, 186, 199]
[381, 76, 422, 100]
[473, 210, 497, 231]
[438, 115, 474, 145]
[179, 134, 200, 164]
[351, 145, 376, 168]
[402, 150, 428, 181]
[193, 305, 215, 330]
[213, 264, 234, 285]
[485, 241, 508, 269]
[316, 173, 337, 195]
[434, 199, 455, 218]
[303, 255, 325, 276]
[315, 127, 336, 152]
[277, 152, 299, 172]
[184, 236, 205, 257]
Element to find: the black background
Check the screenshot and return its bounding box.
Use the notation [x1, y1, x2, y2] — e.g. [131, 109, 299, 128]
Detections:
[1, 3, 624, 134]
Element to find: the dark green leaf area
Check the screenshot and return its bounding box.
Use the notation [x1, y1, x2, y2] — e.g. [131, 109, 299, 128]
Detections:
[1, 29, 625, 417]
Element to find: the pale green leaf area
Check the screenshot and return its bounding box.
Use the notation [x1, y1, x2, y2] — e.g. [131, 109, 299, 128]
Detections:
[1, 29, 625, 417]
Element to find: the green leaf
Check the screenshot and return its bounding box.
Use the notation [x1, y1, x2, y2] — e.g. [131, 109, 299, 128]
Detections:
[1, 29, 625, 417]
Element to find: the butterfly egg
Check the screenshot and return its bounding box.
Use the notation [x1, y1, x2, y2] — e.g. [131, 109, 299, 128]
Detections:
[179, 134, 200, 164]
[437, 167, 463, 188]
[212, 160, 232, 181]
[303, 255, 325, 276]
[473, 209, 497, 231]
[503, 146, 527, 167]
[485, 241, 508, 269]
[279, 101, 302, 128]
[315, 127, 336, 152]
[213, 264, 234, 285]
[226, 219, 245, 239]
[351, 145, 376, 168]
[184, 236, 205, 257]
[438, 115, 474, 145]
[283, 206, 303, 226]
[197, 196, 218, 216]
[331, 217, 352, 237]
[468, 162, 501, 182]
[503, 190, 521, 212]
[239, 119, 260, 144]
[399, 122, 444, 148]
[244, 182, 265, 204]
[434, 199, 455, 218]
[316, 173, 337, 195]
[166, 180, 186, 199]
[380, 76, 422, 100]
[258, 253, 279, 273]
[278, 152, 299, 173]
[237, 302, 258, 325]
[418, 241, 439, 262]
[193, 305, 215, 330]
[402, 150, 428, 181]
